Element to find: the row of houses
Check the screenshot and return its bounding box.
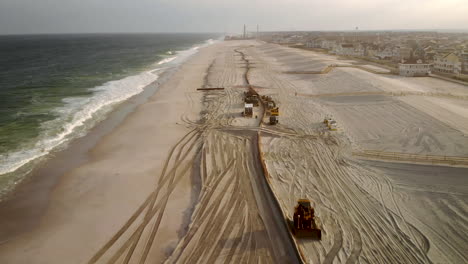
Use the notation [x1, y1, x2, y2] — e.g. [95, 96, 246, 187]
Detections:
[305, 38, 468, 75]
[433, 52, 466, 74]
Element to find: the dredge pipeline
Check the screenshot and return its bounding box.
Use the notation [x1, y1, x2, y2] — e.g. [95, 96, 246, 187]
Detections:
[235, 47, 305, 264]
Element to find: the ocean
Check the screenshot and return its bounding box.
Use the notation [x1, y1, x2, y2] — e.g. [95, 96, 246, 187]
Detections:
[0, 33, 220, 198]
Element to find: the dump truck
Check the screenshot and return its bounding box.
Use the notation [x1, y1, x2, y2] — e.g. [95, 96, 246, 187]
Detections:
[242, 103, 253, 117]
[288, 199, 321, 239]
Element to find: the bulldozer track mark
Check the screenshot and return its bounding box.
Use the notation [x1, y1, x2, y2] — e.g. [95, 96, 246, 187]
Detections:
[111, 155, 198, 264]
[263, 133, 431, 263]
[327, 146, 427, 263]
[372, 162, 432, 262]
[254, 43, 465, 261]
[87, 127, 201, 264]
[322, 220, 343, 264]
[223, 210, 248, 263]
[129, 140, 201, 263]
[405, 209, 468, 263]
[184, 165, 242, 262]
[86, 190, 154, 264]
[168, 159, 237, 263]
[344, 225, 362, 264]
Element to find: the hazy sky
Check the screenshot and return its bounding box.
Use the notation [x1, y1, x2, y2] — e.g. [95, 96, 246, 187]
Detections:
[1, 0, 467, 34]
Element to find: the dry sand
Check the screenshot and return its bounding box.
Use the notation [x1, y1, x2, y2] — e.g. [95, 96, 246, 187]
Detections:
[1, 40, 467, 264]
[251, 43, 468, 263]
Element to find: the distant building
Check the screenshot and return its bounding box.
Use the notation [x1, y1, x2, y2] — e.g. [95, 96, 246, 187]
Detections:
[433, 52, 462, 74]
[399, 47, 413, 60]
[363, 43, 379, 58]
[423, 47, 436, 62]
[305, 38, 324, 48]
[392, 46, 401, 61]
[412, 46, 426, 60]
[399, 59, 431, 77]
[321, 40, 337, 50]
[461, 52, 468, 74]
[376, 46, 394, 60]
[333, 43, 365, 56]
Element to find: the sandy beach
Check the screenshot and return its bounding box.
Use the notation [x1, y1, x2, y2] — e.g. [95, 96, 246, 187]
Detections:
[0, 42, 213, 263]
[1, 39, 467, 264]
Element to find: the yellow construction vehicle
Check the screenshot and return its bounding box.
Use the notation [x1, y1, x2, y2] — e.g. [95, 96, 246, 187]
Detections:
[266, 101, 276, 110]
[270, 107, 279, 116]
[288, 199, 321, 239]
[328, 120, 337, 131]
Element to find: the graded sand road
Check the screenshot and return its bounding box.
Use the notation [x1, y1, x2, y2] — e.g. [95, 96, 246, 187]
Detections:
[246, 43, 468, 263]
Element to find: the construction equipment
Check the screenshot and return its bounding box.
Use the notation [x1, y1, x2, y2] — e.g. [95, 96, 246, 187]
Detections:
[242, 103, 253, 117]
[288, 199, 321, 239]
[244, 91, 259, 106]
[270, 107, 279, 116]
[267, 106, 279, 124]
[269, 115, 278, 125]
[266, 101, 276, 110]
[324, 117, 337, 131]
[328, 121, 337, 131]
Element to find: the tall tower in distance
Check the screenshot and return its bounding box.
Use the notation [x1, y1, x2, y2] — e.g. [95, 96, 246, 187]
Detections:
[243, 24, 246, 39]
[256, 24, 259, 39]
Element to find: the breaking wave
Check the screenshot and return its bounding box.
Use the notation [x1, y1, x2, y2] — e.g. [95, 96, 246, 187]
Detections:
[0, 38, 218, 194]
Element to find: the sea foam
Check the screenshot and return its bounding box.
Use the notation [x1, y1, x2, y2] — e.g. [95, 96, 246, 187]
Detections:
[0, 70, 160, 176]
[0, 38, 218, 179]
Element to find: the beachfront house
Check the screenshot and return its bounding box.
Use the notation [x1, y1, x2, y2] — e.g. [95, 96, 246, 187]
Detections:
[461, 52, 468, 74]
[333, 43, 365, 57]
[306, 38, 324, 49]
[433, 52, 462, 74]
[398, 59, 431, 77]
[399, 47, 413, 60]
[321, 40, 337, 50]
[376, 46, 394, 60]
[364, 44, 379, 58]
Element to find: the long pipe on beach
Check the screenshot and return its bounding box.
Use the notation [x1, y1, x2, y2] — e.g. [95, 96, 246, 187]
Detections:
[234, 47, 304, 264]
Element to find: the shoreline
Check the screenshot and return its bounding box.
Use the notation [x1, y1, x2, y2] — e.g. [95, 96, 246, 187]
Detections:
[0, 37, 218, 201]
[0, 39, 218, 263]
[0, 67, 178, 243]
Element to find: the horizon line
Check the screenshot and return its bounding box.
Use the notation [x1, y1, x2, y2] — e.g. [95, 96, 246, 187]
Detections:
[1, 28, 468, 36]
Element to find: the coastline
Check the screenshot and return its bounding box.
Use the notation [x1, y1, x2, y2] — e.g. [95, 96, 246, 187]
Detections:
[0, 41, 218, 263]
[0, 67, 176, 242]
[0, 36, 218, 200]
